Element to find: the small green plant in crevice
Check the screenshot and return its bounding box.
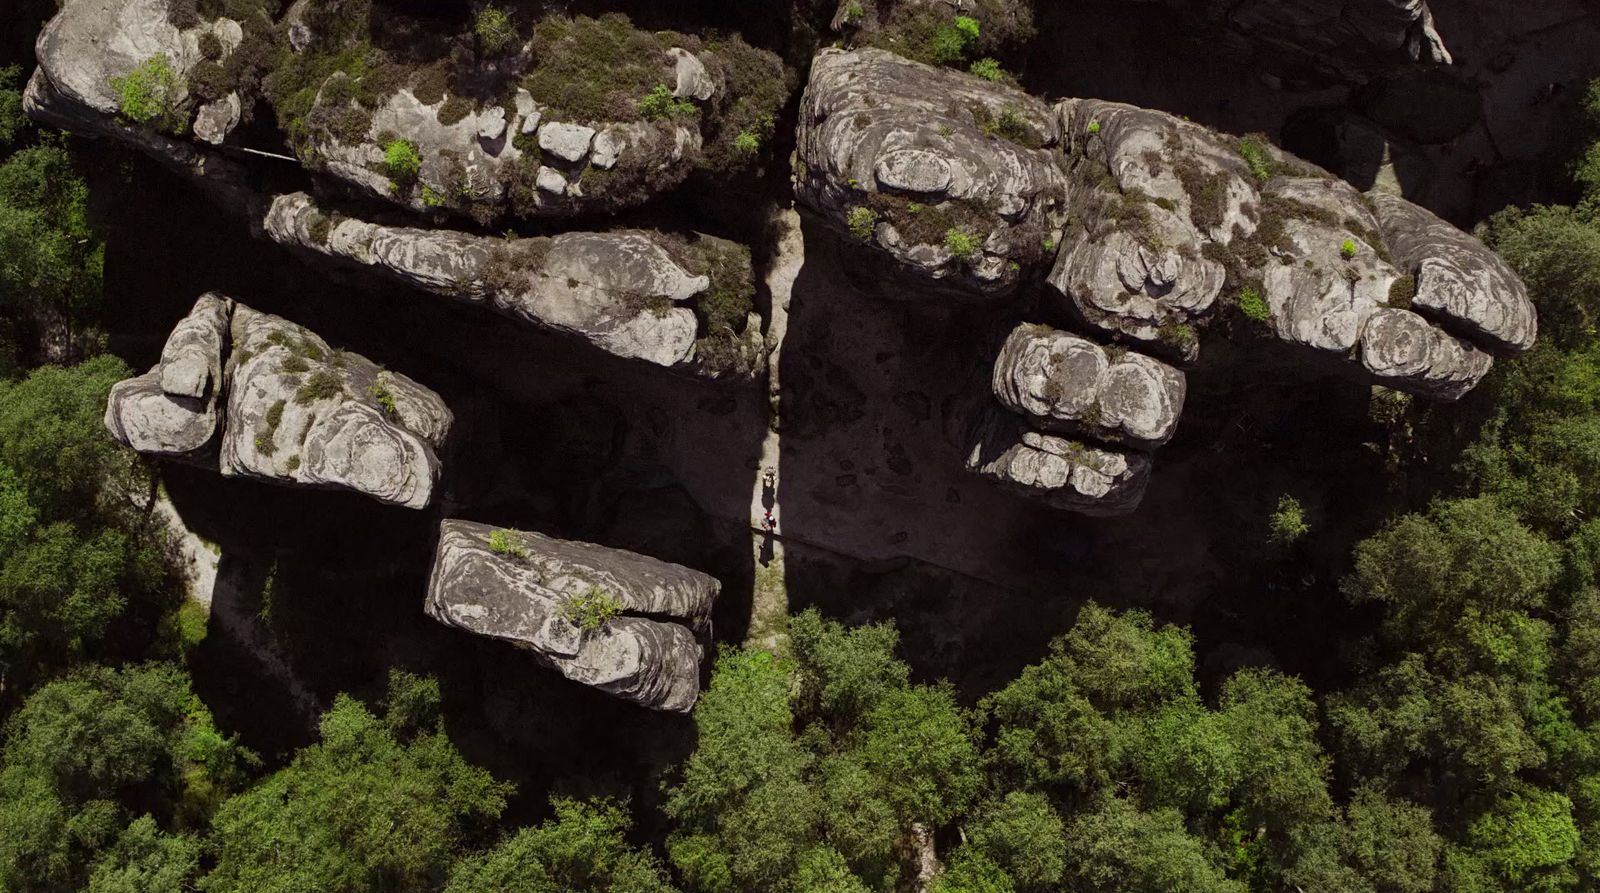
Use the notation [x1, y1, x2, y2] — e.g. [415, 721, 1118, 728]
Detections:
[847, 206, 879, 240]
[420, 185, 446, 208]
[368, 373, 397, 417]
[969, 57, 1005, 82]
[732, 130, 761, 157]
[560, 586, 624, 632]
[384, 139, 421, 185]
[285, 454, 301, 472]
[638, 83, 695, 121]
[1268, 494, 1310, 545]
[1160, 322, 1196, 352]
[944, 227, 982, 261]
[111, 54, 188, 135]
[1237, 287, 1270, 322]
[842, 1, 865, 25]
[1340, 238, 1359, 260]
[487, 528, 526, 559]
[1238, 135, 1275, 181]
[930, 14, 981, 64]
[1087, 120, 1101, 135]
[978, 105, 1042, 149]
[474, 5, 518, 57]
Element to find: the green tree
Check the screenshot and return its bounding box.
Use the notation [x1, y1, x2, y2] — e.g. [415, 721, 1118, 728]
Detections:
[963, 791, 1066, 891]
[445, 796, 676, 893]
[201, 677, 509, 893]
[85, 817, 202, 893]
[0, 663, 246, 893]
[1060, 796, 1245, 893]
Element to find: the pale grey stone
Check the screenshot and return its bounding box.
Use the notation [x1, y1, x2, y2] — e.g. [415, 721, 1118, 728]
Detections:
[105, 293, 233, 458]
[963, 407, 1151, 516]
[538, 121, 596, 163]
[425, 519, 719, 712]
[1359, 307, 1495, 400]
[990, 323, 1186, 450]
[536, 165, 567, 194]
[192, 92, 240, 145]
[1369, 190, 1536, 354]
[159, 292, 232, 398]
[669, 47, 715, 101]
[795, 48, 1067, 300]
[219, 305, 451, 509]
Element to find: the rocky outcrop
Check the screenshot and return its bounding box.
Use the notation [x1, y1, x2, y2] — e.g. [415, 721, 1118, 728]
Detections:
[990, 323, 1185, 451]
[220, 306, 451, 509]
[1052, 97, 1532, 400]
[795, 48, 1067, 300]
[105, 296, 452, 509]
[262, 192, 763, 379]
[425, 520, 718, 712]
[962, 406, 1151, 517]
[1369, 191, 1537, 354]
[105, 293, 232, 458]
[24, 0, 254, 211]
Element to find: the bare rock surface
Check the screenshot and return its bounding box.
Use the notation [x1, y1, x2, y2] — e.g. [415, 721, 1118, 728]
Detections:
[425, 520, 718, 712]
[219, 306, 450, 509]
[105, 293, 233, 458]
[963, 407, 1151, 517]
[990, 323, 1185, 450]
[795, 48, 1066, 300]
[262, 193, 760, 378]
[1369, 190, 1537, 354]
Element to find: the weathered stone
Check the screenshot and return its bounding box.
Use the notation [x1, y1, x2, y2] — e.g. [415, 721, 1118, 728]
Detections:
[159, 292, 232, 398]
[538, 122, 596, 163]
[536, 165, 567, 194]
[1369, 191, 1536, 354]
[669, 47, 715, 101]
[591, 127, 625, 170]
[795, 48, 1066, 300]
[105, 293, 233, 458]
[476, 105, 507, 141]
[425, 519, 718, 712]
[963, 407, 1151, 516]
[991, 323, 1186, 450]
[261, 193, 761, 378]
[193, 92, 241, 145]
[1359, 307, 1494, 400]
[219, 305, 451, 509]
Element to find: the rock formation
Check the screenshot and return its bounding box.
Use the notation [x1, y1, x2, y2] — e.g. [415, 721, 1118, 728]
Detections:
[105, 296, 452, 509]
[105, 293, 232, 458]
[262, 192, 764, 378]
[793, 48, 1535, 516]
[795, 48, 1066, 300]
[425, 520, 718, 712]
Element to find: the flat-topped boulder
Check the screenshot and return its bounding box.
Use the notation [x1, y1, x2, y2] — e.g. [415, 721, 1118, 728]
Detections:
[424, 520, 719, 712]
[262, 192, 763, 380]
[105, 292, 232, 458]
[990, 323, 1185, 451]
[220, 306, 451, 509]
[795, 48, 1067, 300]
[105, 295, 452, 509]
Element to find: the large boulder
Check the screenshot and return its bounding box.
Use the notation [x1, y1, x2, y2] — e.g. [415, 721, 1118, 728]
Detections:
[795, 48, 1067, 301]
[24, 0, 255, 210]
[424, 520, 718, 712]
[1369, 191, 1537, 354]
[218, 306, 451, 509]
[1050, 97, 1533, 397]
[262, 192, 763, 379]
[990, 323, 1185, 451]
[105, 292, 232, 457]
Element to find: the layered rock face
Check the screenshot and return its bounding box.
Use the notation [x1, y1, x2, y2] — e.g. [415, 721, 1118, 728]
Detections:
[794, 48, 1534, 516]
[105, 296, 452, 509]
[425, 520, 718, 712]
[262, 192, 763, 379]
[795, 48, 1067, 300]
